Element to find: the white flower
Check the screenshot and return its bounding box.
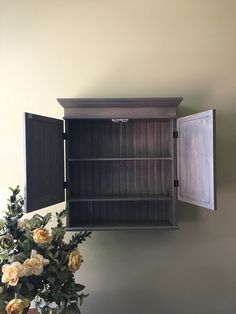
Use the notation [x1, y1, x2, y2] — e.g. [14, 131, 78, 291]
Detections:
[23, 250, 50, 276]
[1, 261, 26, 286]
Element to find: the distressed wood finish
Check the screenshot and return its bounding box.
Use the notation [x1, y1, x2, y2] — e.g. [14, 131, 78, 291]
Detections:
[58, 97, 183, 119]
[68, 160, 172, 199]
[66, 117, 175, 228]
[68, 200, 173, 229]
[59, 98, 182, 229]
[177, 110, 216, 210]
[24, 97, 217, 230]
[67, 119, 173, 158]
[24, 113, 65, 212]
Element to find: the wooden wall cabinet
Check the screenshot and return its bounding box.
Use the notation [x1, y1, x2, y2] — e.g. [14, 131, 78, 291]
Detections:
[24, 98, 216, 230]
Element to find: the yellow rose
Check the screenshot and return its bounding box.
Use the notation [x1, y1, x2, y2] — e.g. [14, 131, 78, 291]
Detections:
[6, 298, 29, 314]
[23, 249, 50, 276]
[33, 228, 51, 244]
[1, 262, 26, 286]
[68, 249, 82, 272]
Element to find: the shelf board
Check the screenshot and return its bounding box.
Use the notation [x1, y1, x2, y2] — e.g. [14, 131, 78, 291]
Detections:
[69, 194, 172, 202]
[68, 157, 173, 161]
[66, 221, 179, 231]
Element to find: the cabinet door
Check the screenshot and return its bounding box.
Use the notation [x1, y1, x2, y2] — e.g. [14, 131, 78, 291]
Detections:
[24, 113, 64, 212]
[177, 110, 216, 210]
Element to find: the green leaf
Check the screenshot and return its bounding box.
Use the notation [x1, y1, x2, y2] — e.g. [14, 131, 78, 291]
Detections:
[57, 271, 69, 281]
[47, 276, 56, 284]
[69, 302, 81, 314]
[52, 227, 66, 243]
[21, 239, 33, 252]
[14, 252, 27, 262]
[44, 213, 52, 226]
[75, 284, 85, 292]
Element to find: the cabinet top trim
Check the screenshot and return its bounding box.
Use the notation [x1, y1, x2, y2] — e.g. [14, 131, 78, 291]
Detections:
[57, 97, 183, 108]
[57, 97, 183, 119]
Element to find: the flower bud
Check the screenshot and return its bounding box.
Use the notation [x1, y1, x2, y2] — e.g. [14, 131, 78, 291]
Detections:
[68, 249, 82, 272]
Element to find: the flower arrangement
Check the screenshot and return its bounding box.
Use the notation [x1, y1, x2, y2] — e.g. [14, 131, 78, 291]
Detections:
[0, 186, 91, 314]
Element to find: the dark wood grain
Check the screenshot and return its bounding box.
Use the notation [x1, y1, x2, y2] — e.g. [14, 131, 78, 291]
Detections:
[58, 97, 183, 107]
[65, 116, 175, 229]
[24, 97, 217, 229]
[66, 223, 179, 231]
[68, 200, 173, 227]
[58, 98, 183, 119]
[67, 119, 173, 159]
[24, 113, 64, 212]
[69, 195, 172, 201]
[68, 160, 172, 199]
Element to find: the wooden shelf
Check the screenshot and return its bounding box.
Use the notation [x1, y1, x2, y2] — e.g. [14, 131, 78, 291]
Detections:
[69, 194, 172, 202]
[66, 221, 179, 231]
[65, 117, 176, 228]
[68, 157, 173, 161]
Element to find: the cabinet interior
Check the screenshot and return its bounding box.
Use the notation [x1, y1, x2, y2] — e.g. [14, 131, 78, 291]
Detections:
[66, 119, 176, 229]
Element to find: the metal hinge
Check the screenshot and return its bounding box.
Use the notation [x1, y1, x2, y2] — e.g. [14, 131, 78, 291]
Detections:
[173, 131, 178, 139]
[174, 180, 179, 187]
[63, 182, 68, 189]
[112, 118, 129, 123]
[63, 132, 67, 140]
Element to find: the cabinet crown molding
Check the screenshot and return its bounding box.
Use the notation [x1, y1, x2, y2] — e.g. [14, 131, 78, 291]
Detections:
[57, 97, 183, 119]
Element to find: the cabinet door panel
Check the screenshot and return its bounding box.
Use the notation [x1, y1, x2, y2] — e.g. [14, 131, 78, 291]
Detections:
[24, 113, 64, 212]
[177, 110, 216, 210]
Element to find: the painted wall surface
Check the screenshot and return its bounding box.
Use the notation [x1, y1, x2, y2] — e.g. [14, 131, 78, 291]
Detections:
[1, 1, 236, 313]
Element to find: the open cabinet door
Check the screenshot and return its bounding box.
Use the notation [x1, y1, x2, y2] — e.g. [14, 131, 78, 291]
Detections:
[24, 113, 65, 212]
[177, 110, 216, 210]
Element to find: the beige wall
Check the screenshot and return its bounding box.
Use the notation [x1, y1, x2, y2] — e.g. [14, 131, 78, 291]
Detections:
[1, 0, 236, 313]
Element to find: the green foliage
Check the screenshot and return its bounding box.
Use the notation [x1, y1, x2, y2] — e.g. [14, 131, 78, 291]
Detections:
[0, 187, 92, 314]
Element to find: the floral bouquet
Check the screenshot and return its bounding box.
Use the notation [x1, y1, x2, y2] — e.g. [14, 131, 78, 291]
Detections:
[0, 186, 91, 314]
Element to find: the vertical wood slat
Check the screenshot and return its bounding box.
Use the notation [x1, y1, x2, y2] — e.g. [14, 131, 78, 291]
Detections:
[68, 200, 173, 226]
[24, 113, 64, 212]
[68, 160, 172, 198]
[67, 119, 173, 158]
[66, 118, 174, 228]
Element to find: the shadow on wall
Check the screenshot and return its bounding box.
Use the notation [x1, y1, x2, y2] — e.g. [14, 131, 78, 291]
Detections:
[215, 107, 236, 189]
